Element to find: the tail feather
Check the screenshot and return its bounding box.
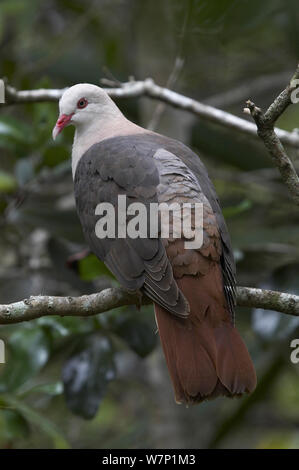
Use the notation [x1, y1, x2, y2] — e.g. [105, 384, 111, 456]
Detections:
[214, 324, 256, 395]
[154, 269, 256, 404]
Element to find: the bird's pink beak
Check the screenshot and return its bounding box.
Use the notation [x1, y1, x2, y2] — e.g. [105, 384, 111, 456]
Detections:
[52, 113, 74, 140]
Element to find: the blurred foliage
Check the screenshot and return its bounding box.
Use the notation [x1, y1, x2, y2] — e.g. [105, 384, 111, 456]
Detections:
[62, 333, 116, 419]
[0, 0, 299, 450]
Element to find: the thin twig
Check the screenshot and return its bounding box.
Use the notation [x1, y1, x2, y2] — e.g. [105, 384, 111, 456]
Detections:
[147, 57, 184, 131]
[147, 0, 192, 130]
[244, 64, 299, 206]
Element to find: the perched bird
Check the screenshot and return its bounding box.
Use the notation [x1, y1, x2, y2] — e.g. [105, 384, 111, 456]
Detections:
[53, 83, 256, 404]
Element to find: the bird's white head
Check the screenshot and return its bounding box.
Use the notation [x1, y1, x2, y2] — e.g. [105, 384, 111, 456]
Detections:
[52, 83, 121, 140]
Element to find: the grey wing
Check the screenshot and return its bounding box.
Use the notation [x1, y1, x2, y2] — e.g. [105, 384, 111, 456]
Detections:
[74, 140, 189, 317]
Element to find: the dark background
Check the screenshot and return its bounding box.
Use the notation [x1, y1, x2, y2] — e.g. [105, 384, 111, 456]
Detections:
[0, 0, 299, 449]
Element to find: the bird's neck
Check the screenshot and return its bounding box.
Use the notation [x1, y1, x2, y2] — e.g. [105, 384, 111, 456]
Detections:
[71, 115, 146, 178]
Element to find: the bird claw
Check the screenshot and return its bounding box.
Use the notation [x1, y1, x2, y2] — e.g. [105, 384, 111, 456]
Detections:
[125, 288, 143, 310]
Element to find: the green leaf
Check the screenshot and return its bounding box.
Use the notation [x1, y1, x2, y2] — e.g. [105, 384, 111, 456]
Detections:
[0, 116, 32, 151]
[0, 409, 30, 440]
[62, 333, 116, 419]
[0, 170, 17, 193]
[1, 394, 70, 449]
[0, 327, 51, 392]
[0, 11, 3, 43]
[20, 381, 64, 398]
[222, 199, 252, 218]
[41, 145, 69, 168]
[0, 0, 29, 15]
[79, 254, 115, 281]
[37, 315, 94, 339]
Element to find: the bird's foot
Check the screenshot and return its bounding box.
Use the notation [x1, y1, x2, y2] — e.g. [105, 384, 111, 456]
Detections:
[124, 288, 143, 310]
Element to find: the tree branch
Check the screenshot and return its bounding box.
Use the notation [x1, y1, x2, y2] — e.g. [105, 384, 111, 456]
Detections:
[236, 287, 299, 316]
[0, 288, 142, 325]
[0, 286, 298, 325]
[4, 79, 299, 150]
[5, 85, 67, 103]
[244, 64, 299, 206]
[2, 74, 299, 325]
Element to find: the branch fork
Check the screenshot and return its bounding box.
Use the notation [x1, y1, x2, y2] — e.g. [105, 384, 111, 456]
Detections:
[244, 65, 299, 206]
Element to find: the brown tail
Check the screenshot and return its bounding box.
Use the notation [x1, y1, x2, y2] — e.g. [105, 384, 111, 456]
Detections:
[154, 268, 256, 404]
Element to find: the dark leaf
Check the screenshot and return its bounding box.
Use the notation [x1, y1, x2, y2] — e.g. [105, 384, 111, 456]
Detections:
[62, 333, 116, 419]
[109, 306, 157, 358]
[1, 394, 69, 449]
[37, 315, 94, 339]
[41, 145, 69, 168]
[15, 158, 34, 186]
[0, 326, 51, 392]
[1, 409, 30, 440]
[0, 116, 32, 149]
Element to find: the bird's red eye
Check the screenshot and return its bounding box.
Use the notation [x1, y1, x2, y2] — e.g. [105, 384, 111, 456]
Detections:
[77, 98, 88, 109]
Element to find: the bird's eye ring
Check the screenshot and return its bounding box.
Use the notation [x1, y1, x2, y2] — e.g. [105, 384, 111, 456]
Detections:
[77, 98, 88, 109]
